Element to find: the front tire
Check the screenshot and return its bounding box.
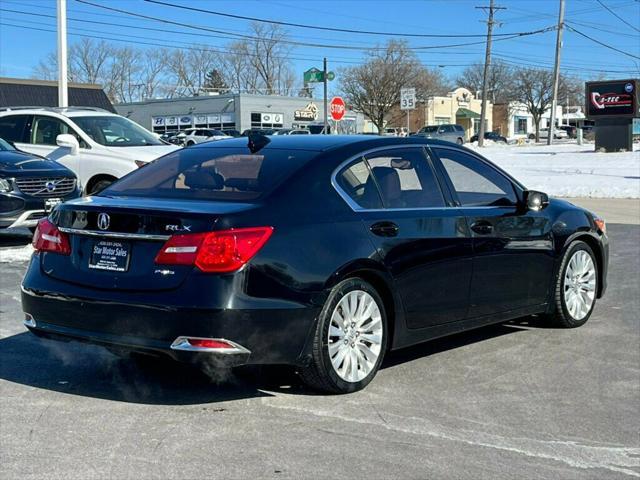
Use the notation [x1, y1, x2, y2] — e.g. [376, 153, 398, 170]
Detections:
[299, 278, 388, 394]
[549, 241, 598, 328]
[88, 179, 113, 195]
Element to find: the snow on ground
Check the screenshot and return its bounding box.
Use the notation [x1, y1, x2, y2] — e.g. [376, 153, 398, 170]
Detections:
[467, 142, 640, 198]
[0, 245, 34, 263]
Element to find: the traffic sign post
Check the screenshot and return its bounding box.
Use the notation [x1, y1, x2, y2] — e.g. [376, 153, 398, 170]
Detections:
[400, 88, 416, 135]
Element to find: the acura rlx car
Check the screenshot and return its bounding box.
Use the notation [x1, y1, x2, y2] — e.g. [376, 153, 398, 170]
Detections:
[0, 137, 80, 230]
[21, 135, 608, 393]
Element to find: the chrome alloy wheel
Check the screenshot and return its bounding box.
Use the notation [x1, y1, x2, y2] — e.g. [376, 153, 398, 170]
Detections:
[563, 250, 596, 321]
[327, 290, 383, 383]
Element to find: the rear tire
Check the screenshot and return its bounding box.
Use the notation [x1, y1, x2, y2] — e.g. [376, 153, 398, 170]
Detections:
[298, 278, 388, 394]
[456, 137, 464, 145]
[547, 241, 598, 328]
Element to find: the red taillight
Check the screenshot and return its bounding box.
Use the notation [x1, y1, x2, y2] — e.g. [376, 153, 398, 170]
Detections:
[32, 218, 71, 255]
[155, 227, 273, 273]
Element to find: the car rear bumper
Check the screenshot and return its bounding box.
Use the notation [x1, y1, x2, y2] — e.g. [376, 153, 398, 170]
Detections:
[21, 261, 320, 366]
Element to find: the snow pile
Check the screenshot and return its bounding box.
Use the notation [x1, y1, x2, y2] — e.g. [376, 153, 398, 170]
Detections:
[469, 143, 640, 198]
[0, 245, 34, 263]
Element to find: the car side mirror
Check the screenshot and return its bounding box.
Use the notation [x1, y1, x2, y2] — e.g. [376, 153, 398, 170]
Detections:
[56, 134, 79, 155]
[524, 190, 549, 211]
[438, 128, 445, 134]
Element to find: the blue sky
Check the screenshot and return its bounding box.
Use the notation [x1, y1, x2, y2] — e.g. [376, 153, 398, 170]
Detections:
[1, 0, 639, 92]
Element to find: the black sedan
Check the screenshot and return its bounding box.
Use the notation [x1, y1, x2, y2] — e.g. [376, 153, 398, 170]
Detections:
[1, 138, 80, 231]
[21, 135, 608, 393]
[470, 131, 508, 144]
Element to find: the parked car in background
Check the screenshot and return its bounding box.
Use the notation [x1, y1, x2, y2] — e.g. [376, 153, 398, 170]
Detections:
[0, 107, 179, 194]
[470, 131, 508, 144]
[223, 129, 242, 138]
[382, 128, 399, 137]
[558, 125, 577, 138]
[531, 128, 568, 140]
[22, 135, 608, 393]
[242, 128, 278, 136]
[274, 129, 311, 135]
[0, 137, 80, 230]
[179, 128, 230, 146]
[415, 124, 465, 144]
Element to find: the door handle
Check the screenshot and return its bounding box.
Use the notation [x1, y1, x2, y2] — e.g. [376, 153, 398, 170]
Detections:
[370, 221, 399, 237]
[470, 221, 493, 235]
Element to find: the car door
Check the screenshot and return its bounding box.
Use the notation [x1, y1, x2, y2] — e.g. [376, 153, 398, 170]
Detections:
[334, 146, 473, 329]
[16, 115, 86, 178]
[431, 146, 555, 318]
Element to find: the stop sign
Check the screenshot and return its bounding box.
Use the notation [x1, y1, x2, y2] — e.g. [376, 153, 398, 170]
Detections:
[329, 97, 346, 121]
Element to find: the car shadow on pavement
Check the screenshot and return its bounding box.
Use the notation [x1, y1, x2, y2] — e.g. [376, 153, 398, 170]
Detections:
[0, 317, 546, 402]
[0, 331, 276, 405]
[0, 230, 32, 247]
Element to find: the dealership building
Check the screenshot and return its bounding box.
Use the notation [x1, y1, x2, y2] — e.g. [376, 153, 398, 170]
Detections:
[116, 93, 365, 135]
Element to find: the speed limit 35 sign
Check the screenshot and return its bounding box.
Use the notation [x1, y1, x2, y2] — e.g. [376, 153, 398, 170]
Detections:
[400, 88, 416, 110]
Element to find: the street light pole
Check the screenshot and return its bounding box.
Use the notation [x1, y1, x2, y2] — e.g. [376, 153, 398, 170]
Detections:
[57, 0, 68, 108]
[548, 0, 565, 146]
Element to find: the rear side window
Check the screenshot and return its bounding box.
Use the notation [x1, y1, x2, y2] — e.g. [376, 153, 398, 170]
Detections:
[336, 148, 445, 210]
[434, 148, 517, 207]
[366, 148, 445, 209]
[336, 158, 383, 209]
[0, 115, 30, 143]
[104, 147, 316, 202]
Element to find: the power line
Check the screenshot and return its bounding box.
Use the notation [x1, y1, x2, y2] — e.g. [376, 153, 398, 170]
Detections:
[144, 0, 541, 38]
[75, 0, 556, 52]
[566, 24, 640, 60]
[594, 0, 640, 33]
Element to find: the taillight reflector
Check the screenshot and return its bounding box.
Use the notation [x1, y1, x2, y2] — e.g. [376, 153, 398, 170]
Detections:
[32, 218, 71, 255]
[155, 227, 273, 273]
[187, 339, 233, 349]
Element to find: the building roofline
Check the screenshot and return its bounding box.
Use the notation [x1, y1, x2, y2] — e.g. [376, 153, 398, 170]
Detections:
[0, 76, 104, 90]
[115, 93, 325, 107]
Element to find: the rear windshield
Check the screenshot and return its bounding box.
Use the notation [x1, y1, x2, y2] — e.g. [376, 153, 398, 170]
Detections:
[102, 147, 316, 202]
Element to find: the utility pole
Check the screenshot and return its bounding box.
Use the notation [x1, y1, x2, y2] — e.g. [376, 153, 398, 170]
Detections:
[547, 0, 565, 146]
[57, 0, 68, 107]
[323, 57, 328, 134]
[476, 0, 505, 147]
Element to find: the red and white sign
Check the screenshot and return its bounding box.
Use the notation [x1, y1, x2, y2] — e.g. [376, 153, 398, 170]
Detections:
[329, 97, 346, 121]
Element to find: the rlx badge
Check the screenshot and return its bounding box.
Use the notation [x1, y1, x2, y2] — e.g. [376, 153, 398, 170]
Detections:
[165, 224, 192, 232]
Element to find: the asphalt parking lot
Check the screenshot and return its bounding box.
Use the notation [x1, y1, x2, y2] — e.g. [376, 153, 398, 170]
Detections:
[1, 199, 638, 479]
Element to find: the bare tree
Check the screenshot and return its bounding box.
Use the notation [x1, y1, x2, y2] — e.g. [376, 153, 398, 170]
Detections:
[512, 67, 556, 141]
[166, 46, 219, 96]
[339, 40, 427, 132]
[69, 39, 113, 84]
[106, 47, 144, 103]
[457, 60, 513, 104]
[139, 50, 170, 100]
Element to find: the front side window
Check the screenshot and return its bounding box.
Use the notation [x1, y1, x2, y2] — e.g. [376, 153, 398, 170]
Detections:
[434, 148, 517, 207]
[365, 148, 445, 209]
[71, 116, 162, 147]
[0, 115, 30, 143]
[104, 147, 316, 202]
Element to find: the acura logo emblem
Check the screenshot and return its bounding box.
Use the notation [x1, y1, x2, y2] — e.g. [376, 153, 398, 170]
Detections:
[97, 212, 110, 231]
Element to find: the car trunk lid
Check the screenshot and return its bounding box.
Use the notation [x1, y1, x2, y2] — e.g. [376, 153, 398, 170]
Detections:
[42, 196, 256, 291]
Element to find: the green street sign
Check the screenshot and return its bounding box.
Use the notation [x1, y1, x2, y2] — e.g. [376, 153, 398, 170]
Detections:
[304, 68, 323, 83]
[304, 68, 336, 83]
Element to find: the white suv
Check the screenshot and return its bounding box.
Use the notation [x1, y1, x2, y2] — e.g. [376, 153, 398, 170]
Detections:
[0, 107, 180, 194]
[178, 128, 230, 146]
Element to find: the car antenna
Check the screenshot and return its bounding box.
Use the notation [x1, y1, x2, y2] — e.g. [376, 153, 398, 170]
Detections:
[248, 133, 270, 153]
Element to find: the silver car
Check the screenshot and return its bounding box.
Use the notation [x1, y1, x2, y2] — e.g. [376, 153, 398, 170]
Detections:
[416, 124, 465, 144]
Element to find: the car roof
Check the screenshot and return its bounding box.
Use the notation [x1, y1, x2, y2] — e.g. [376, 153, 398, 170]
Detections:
[191, 134, 459, 152]
[0, 106, 118, 118]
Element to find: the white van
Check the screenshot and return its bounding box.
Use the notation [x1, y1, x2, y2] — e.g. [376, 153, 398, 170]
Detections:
[0, 107, 180, 194]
